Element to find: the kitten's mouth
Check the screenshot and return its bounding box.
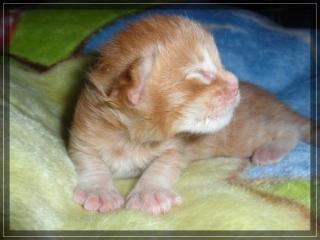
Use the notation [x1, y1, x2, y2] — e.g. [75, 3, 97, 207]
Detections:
[225, 90, 241, 107]
[176, 91, 240, 134]
[233, 91, 241, 107]
[206, 91, 240, 121]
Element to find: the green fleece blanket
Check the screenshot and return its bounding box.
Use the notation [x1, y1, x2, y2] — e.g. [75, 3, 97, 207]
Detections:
[9, 56, 310, 231]
[10, 9, 139, 66]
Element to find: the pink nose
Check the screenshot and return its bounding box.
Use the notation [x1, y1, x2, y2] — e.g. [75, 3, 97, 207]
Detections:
[220, 70, 239, 96]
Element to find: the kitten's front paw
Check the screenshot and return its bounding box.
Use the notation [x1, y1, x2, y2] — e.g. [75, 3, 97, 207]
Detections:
[126, 187, 182, 215]
[73, 186, 124, 213]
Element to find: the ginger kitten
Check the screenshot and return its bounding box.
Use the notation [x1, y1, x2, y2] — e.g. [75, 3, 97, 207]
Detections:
[69, 15, 311, 215]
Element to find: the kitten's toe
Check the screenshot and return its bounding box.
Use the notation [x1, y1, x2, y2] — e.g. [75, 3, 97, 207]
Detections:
[83, 194, 100, 211]
[126, 188, 182, 215]
[73, 190, 87, 205]
[99, 191, 125, 213]
[252, 145, 287, 165]
[73, 187, 124, 213]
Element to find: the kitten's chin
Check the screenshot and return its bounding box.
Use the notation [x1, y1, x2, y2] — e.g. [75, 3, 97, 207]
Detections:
[178, 108, 235, 134]
[177, 92, 240, 134]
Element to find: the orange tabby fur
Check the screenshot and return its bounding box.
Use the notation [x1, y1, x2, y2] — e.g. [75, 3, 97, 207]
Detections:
[69, 15, 310, 215]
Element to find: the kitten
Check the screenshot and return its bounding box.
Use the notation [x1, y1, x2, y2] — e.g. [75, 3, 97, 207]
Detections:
[69, 15, 311, 215]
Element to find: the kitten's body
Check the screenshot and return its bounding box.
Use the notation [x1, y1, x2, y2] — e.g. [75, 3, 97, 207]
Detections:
[183, 82, 310, 163]
[69, 15, 310, 215]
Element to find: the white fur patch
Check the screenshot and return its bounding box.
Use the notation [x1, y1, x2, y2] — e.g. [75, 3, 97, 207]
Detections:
[184, 47, 217, 84]
[201, 47, 217, 73]
[178, 92, 241, 134]
[178, 108, 235, 134]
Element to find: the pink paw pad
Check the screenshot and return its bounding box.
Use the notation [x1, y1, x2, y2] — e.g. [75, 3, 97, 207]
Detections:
[84, 195, 100, 211]
[126, 188, 182, 215]
[73, 187, 124, 213]
[73, 190, 87, 204]
[99, 193, 124, 213]
[252, 145, 287, 165]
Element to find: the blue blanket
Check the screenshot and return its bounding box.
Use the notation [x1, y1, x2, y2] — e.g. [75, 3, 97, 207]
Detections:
[81, 7, 314, 180]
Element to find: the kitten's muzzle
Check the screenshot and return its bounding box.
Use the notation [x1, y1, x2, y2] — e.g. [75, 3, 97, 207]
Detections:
[228, 83, 239, 97]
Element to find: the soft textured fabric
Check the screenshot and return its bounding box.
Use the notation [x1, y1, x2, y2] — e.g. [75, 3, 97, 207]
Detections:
[10, 9, 140, 66]
[9, 7, 313, 231]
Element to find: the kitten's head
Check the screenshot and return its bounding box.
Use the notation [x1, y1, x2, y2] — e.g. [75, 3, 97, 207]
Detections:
[90, 15, 240, 138]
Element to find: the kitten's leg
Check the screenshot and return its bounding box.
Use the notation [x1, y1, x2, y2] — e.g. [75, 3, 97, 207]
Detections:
[251, 129, 299, 166]
[126, 149, 186, 215]
[251, 144, 288, 165]
[72, 151, 124, 213]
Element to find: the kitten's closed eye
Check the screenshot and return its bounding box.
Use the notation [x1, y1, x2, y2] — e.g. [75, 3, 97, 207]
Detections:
[184, 47, 217, 85]
[185, 69, 216, 84]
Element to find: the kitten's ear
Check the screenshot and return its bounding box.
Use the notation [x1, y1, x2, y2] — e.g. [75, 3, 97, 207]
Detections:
[128, 47, 157, 105]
